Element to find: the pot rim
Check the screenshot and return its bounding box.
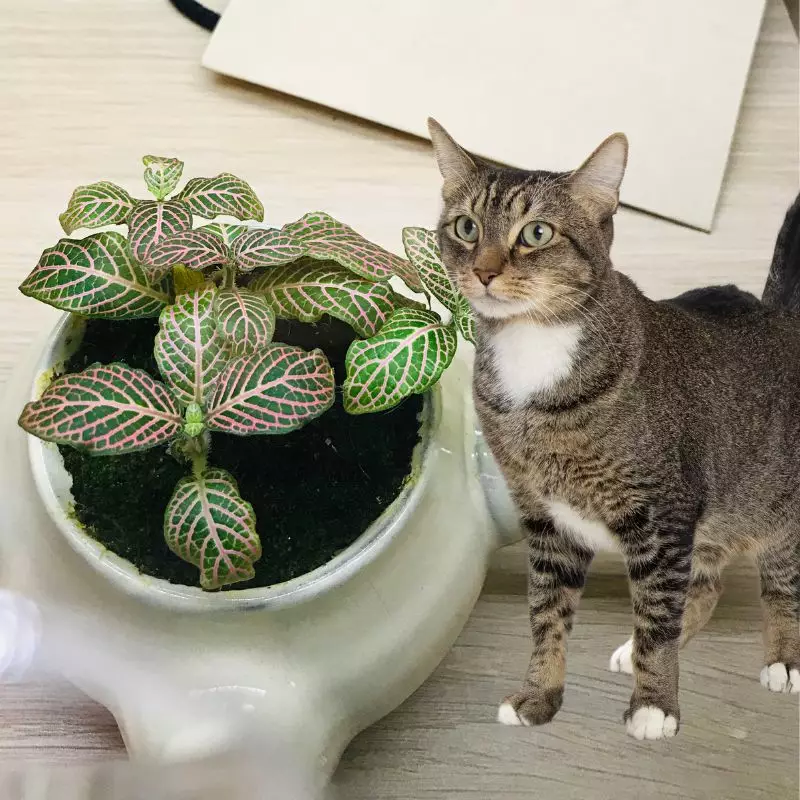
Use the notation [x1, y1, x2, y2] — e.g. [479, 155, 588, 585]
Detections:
[26, 313, 439, 612]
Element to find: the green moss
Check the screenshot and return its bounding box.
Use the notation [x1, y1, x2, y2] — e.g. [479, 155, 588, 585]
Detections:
[59, 315, 424, 590]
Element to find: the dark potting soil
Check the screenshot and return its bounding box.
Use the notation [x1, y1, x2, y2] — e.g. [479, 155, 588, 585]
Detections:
[58, 315, 424, 590]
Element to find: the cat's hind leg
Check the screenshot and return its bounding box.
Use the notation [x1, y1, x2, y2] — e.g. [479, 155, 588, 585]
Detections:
[498, 518, 593, 726]
[757, 527, 800, 693]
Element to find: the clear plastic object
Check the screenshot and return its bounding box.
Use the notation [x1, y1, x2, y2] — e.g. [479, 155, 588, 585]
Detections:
[0, 590, 325, 800]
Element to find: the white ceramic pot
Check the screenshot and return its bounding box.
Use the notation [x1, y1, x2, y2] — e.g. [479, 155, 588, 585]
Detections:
[0, 313, 522, 779]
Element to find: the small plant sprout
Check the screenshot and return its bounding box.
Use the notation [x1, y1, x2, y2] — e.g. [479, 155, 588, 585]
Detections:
[18, 155, 474, 589]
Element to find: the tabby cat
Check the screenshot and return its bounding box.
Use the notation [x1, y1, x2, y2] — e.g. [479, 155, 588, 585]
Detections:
[428, 118, 800, 740]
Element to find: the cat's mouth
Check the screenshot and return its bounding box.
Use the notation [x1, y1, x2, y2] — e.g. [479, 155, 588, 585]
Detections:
[467, 291, 535, 320]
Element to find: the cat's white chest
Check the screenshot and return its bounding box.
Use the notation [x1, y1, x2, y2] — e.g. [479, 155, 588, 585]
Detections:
[490, 321, 582, 404]
[546, 499, 618, 552]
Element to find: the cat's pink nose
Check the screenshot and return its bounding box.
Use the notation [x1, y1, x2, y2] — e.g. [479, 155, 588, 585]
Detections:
[474, 268, 499, 286]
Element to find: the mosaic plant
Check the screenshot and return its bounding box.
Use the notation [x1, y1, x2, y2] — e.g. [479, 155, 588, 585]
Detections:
[18, 156, 473, 589]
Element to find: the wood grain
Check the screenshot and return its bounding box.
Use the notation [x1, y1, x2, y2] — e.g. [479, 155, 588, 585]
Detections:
[0, 0, 797, 797]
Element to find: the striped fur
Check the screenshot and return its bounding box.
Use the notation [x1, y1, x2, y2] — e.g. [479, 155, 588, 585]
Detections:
[429, 119, 800, 739]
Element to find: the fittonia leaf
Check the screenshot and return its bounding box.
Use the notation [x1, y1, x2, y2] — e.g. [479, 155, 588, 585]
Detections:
[391, 292, 429, 312]
[251, 259, 396, 338]
[154, 285, 227, 407]
[401, 227, 458, 312]
[149, 228, 230, 272]
[201, 222, 250, 247]
[18, 364, 182, 454]
[127, 200, 193, 274]
[215, 287, 276, 355]
[283, 212, 424, 291]
[142, 155, 184, 201]
[231, 227, 306, 272]
[343, 308, 457, 414]
[401, 227, 475, 342]
[164, 468, 261, 590]
[206, 344, 335, 435]
[177, 173, 264, 222]
[20, 231, 169, 319]
[58, 181, 136, 235]
[455, 294, 476, 344]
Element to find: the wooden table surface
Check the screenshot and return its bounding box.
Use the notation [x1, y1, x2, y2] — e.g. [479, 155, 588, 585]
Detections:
[0, 1, 797, 797]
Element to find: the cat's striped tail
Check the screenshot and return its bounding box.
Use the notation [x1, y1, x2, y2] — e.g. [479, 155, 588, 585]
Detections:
[763, 191, 800, 312]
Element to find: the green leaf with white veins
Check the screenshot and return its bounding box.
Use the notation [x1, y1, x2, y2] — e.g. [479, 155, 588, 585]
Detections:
[20, 231, 169, 319]
[343, 308, 457, 413]
[177, 173, 264, 222]
[154, 285, 227, 406]
[215, 287, 276, 355]
[250, 259, 397, 338]
[164, 468, 261, 590]
[143, 155, 184, 201]
[401, 227, 458, 312]
[455, 294, 476, 344]
[59, 181, 136, 235]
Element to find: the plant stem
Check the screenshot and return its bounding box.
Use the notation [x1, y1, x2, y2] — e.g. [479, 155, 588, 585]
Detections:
[221, 262, 237, 289]
[184, 434, 208, 478]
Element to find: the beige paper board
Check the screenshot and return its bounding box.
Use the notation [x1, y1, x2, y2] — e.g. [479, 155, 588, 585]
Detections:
[203, 0, 766, 230]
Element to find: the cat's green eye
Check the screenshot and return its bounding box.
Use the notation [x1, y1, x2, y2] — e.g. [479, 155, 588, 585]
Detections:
[519, 221, 554, 248]
[454, 215, 479, 243]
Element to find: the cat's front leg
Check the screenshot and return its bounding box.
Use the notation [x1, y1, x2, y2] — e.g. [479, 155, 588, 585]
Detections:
[619, 507, 692, 740]
[498, 518, 593, 727]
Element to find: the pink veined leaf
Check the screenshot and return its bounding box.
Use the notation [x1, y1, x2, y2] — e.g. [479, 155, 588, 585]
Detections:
[206, 344, 335, 435]
[154, 285, 228, 407]
[176, 173, 265, 222]
[215, 287, 276, 356]
[142, 155, 184, 201]
[250, 258, 397, 338]
[282, 212, 424, 291]
[231, 227, 306, 272]
[149, 228, 230, 272]
[18, 364, 182, 454]
[58, 181, 136, 235]
[201, 222, 250, 246]
[128, 200, 193, 276]
[19, 230, 169, 319]
[164, 468, 261, 590]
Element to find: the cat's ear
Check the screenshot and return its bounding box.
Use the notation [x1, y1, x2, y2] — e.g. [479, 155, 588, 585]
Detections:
[427, 118, 477, 195]
[569, 133, 628, 217]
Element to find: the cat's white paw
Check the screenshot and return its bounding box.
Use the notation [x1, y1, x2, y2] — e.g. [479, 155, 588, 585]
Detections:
[760, 663, 800, 693]
[625, 706, 678, 741]
[609, 638, 633, 674]
[497, 701, 527, 726]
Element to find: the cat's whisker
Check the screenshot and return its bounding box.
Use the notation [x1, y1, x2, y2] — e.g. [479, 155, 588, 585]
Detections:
[544, 282, 619, 327]
[525, 283, 621, 364]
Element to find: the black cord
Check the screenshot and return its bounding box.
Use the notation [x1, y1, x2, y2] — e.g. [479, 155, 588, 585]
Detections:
[168, 0, 220, 32]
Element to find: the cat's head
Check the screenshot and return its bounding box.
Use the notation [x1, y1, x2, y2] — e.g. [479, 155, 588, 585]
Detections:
[429, 119, 628, 323]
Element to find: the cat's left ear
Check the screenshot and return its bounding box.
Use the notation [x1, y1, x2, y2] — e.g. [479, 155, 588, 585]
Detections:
[569, 133, 629, 217]
[427, 118, 477, 196]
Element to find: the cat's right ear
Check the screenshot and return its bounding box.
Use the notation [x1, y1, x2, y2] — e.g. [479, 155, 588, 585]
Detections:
[427, 118, 477, 195]
[569, 133, 629, 218]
